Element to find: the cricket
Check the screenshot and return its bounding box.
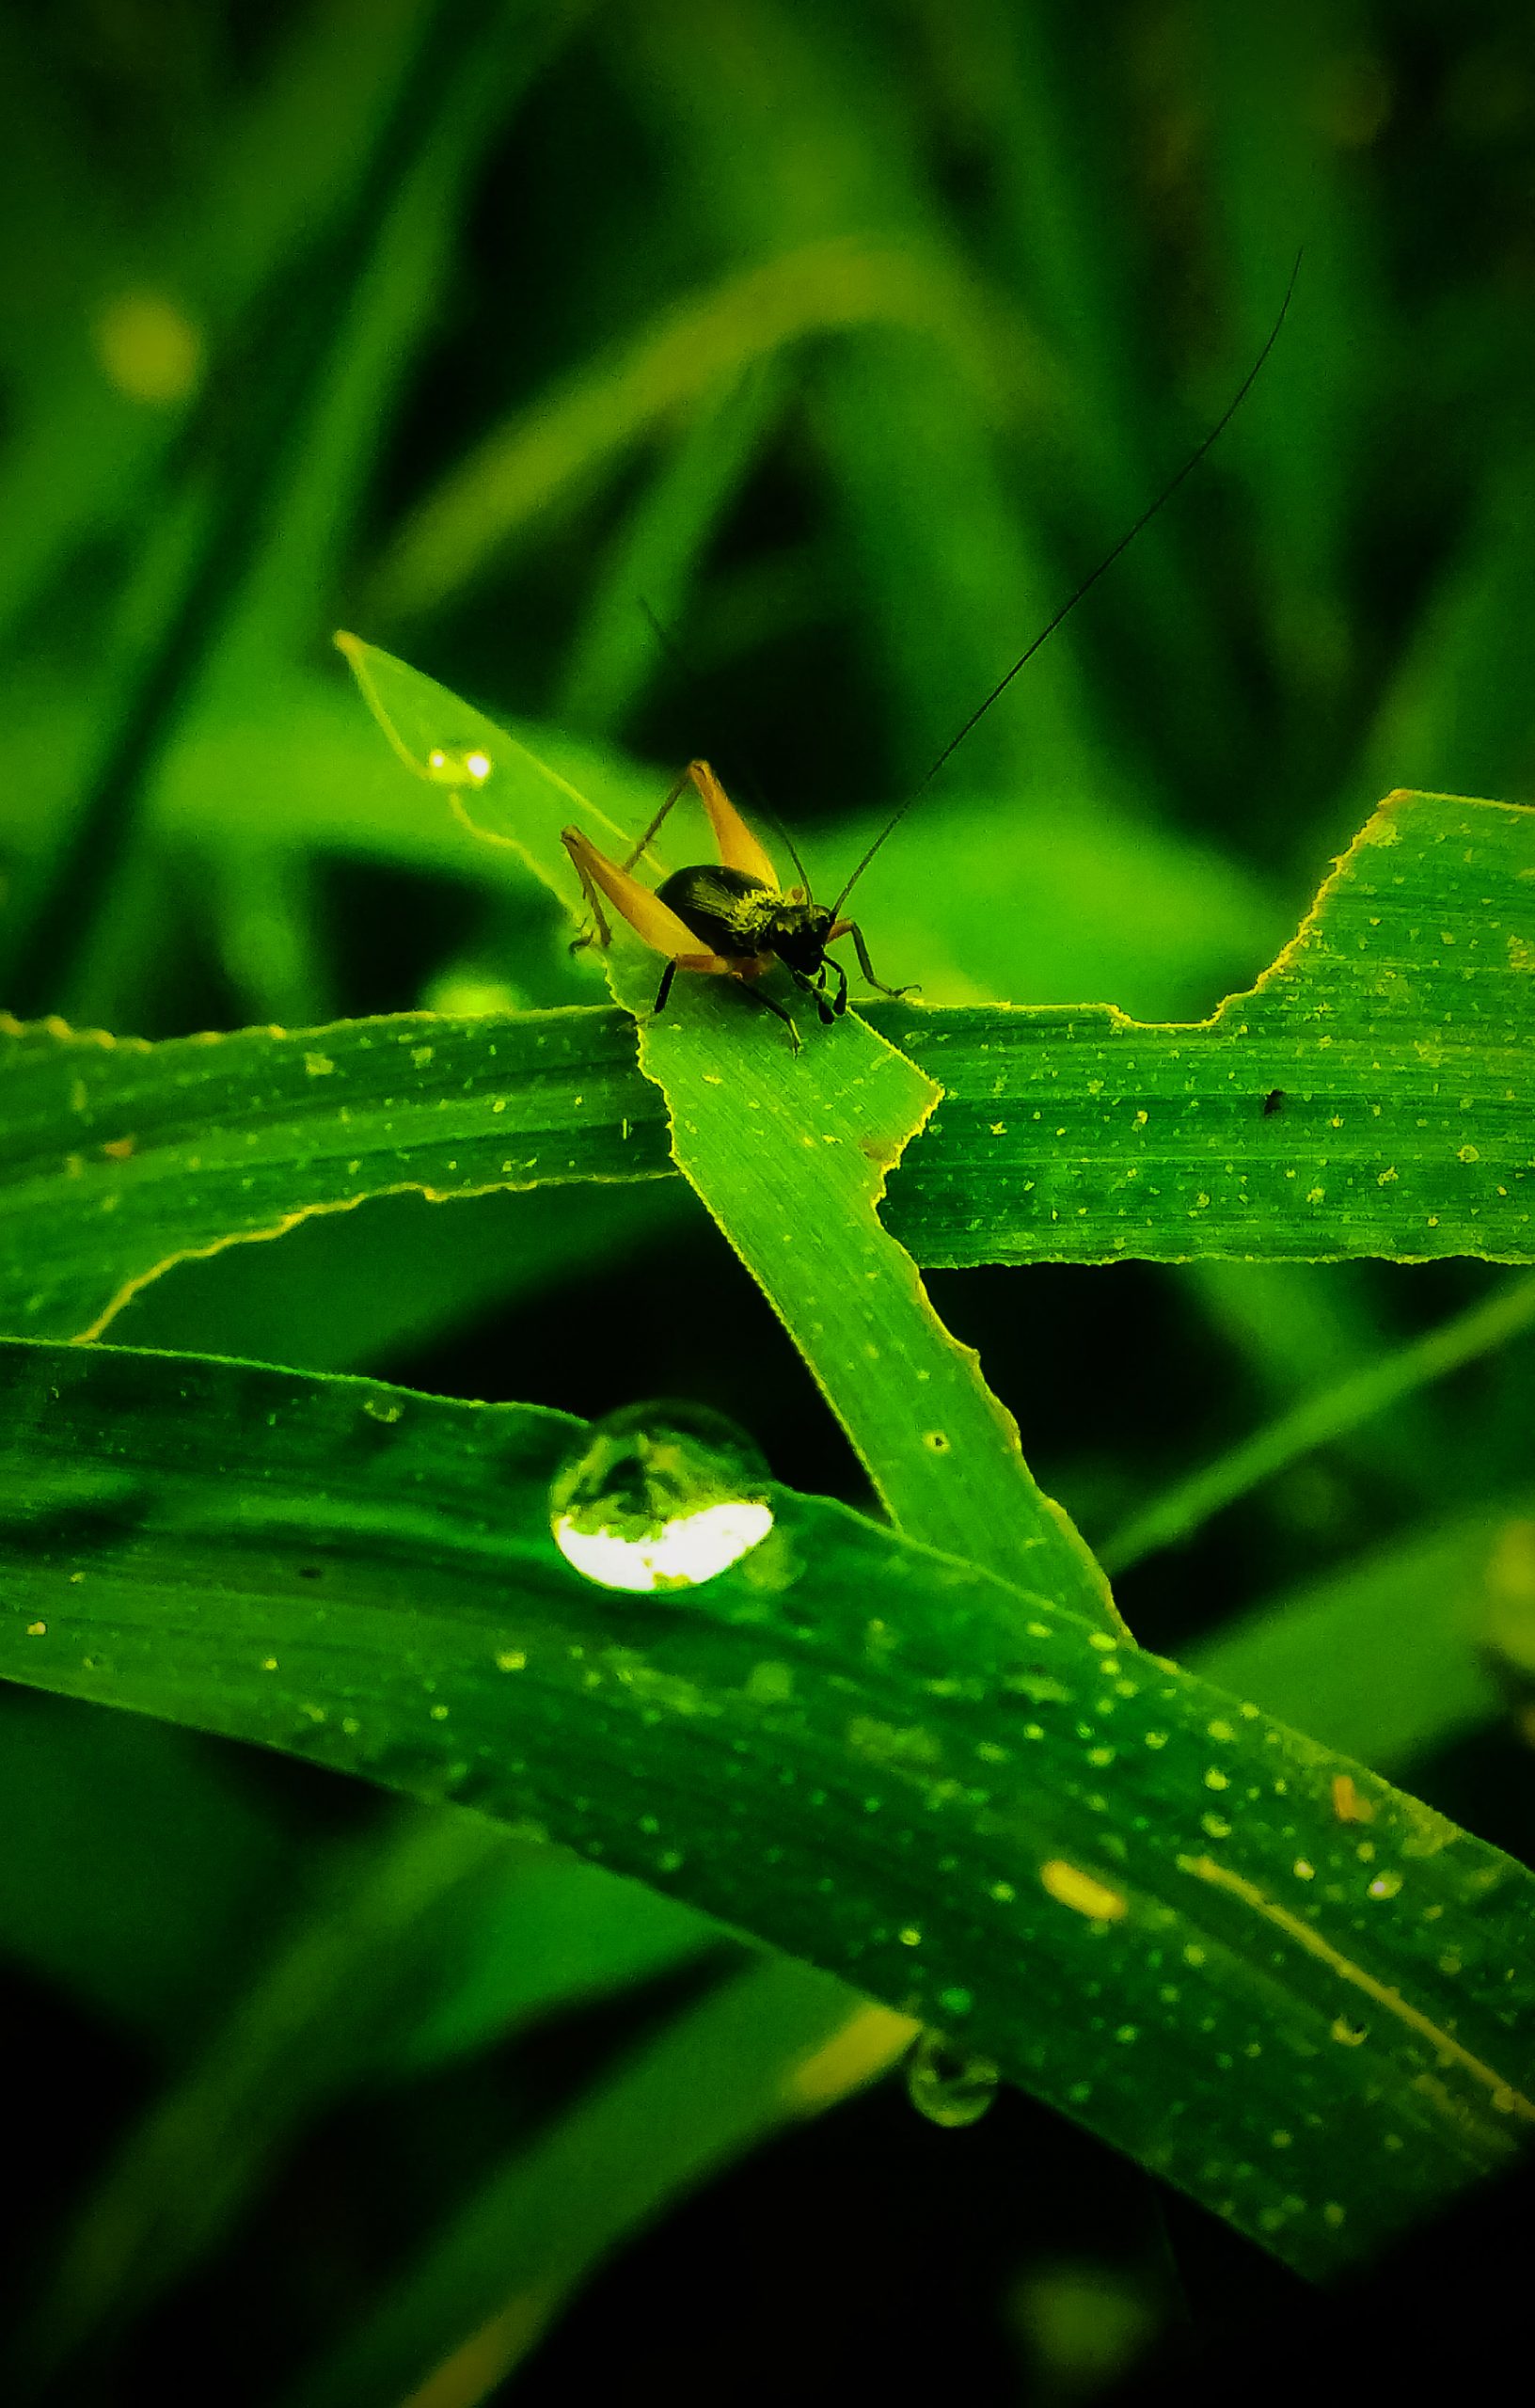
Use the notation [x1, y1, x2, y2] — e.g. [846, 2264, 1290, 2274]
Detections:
[562, 262, 1299, 1051]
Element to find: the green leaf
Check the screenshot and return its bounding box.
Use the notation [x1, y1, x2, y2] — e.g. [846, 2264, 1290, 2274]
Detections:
[367, 237, 1021, 623]
[883, 786, 1535, 1267]
[279, 1960, 912, 2408]
[24, 1804, 720, 2383]
[0, 1005, 672, 1343]
[4, 780, 1530, 1350]
[337, 636, 1114, 1622]
[1103, 1273, 1535, 1575]
[1, 1338, 1531, 2283]
[1185, 1508, 1518, 1773]
[0, 1691, 289, 2041]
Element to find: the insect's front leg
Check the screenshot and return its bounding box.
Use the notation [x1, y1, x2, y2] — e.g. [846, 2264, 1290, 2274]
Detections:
[835, 919, 919, 1000]
[789, 965, 837, 1026]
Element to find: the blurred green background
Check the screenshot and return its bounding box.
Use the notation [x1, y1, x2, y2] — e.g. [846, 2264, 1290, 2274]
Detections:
[3, 1, 1535, 2400]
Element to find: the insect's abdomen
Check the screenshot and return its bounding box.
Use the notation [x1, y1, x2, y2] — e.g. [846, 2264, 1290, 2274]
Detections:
[657, 865, 778, 958]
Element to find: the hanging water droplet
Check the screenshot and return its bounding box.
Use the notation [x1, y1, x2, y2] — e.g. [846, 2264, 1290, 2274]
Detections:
[549, 1401, 774, 1593]
[424, 743, 493, 787]
[905, 2029, 1000, 2129]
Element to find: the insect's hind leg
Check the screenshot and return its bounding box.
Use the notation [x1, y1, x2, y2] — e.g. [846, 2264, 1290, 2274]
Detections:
[564, 840, 615, 954]
[837, 919, 919, 999]
[620, 768, 693, 873]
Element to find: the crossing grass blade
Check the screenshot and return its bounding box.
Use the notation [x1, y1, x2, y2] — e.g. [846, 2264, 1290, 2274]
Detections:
[3, 784, 1531, 1349]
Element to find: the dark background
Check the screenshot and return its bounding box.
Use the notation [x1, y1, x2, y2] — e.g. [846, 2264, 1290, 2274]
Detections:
[1, 1, 1533, 2398]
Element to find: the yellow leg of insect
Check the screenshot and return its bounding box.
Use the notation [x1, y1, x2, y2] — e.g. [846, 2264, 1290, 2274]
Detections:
[621, 761, 779, 891]
[562, 826, 703, 958]
[685, 761, 779, 887]
[834, 919, 920, 1000]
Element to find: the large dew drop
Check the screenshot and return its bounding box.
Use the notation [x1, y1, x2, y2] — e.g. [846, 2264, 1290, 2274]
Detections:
[905, 2029, 1000, 2130]
[549, 1402, 774, 1594]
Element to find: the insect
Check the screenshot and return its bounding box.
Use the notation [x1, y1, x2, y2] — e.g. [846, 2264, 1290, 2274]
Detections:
[562, 261, 1301, 1050]
[562, 761, 910, 1051]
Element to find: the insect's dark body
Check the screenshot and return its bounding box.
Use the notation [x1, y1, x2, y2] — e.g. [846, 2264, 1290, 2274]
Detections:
[657, 865, 838, 981]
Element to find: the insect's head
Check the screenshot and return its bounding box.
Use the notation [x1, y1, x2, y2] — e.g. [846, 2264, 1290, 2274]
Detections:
[768, 896, 836, 974]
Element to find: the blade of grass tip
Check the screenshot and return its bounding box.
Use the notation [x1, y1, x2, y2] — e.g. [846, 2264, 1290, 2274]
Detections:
[1102, 1273, 1535, 1576]
[337, 638, 1123, 1634]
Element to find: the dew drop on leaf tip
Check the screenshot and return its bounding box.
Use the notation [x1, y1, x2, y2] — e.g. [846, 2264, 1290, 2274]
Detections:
[549, 1401, 775, 1594]
[905, 2029, 1000, 2130]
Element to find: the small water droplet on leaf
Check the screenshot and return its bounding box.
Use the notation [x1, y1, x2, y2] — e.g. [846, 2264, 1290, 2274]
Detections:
[425, 744, 493, 787]
[905, 2029, 1000, 2129]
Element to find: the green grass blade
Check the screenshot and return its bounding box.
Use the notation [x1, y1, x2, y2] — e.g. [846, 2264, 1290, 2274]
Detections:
[555, 362, 786, 737]
[0, 1006, 673, 1343]
[367, 239, 1014, 624]
[881, 786, 1535, 1265]
[24, 1807, 717, 2386]
[4, 772, 1532, 1344]
[1184, 1510, 1520, 1772]
[336, 637, 1114, 1620]
[278, 1961, 911, 2408]
[0, 1338, 1532, 2282]
[1104, 1274, 1535, 1575]
[112, 1184, 679, 1378]
[0, 1694, 289, 2042]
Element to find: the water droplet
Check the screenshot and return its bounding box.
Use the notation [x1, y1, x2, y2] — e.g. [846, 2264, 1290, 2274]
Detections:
[905, 2030, 1000, 2129]
[424, 743, 493, 787]
[549, 1401, 773, 1593]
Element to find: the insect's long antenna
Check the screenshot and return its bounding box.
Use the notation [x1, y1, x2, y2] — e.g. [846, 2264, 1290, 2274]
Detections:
[831, 254, 1303, 918]
[638, 599, 818, 895]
